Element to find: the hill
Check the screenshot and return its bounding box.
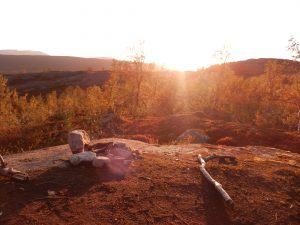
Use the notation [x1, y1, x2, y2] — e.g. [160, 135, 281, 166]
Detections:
[205, 58, 300, 76]
[5, 70, 110, 95]
[0, 138, 299, 225]
[0, 49, 48, 56]
[0, 55, 112, 74]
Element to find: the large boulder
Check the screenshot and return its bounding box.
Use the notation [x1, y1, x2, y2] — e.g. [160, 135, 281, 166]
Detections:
[176, 129, 209, 144]
[68, 130, 91, 154]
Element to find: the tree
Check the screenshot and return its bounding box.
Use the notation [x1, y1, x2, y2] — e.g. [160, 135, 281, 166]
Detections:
[213, 45, 231, 65]
[0, 75, 19, 129]
[211, 45, 235, 109]
[104, 42, 148, 116]
[104, 59, 121, 112]
[287, 36, 300, 61]
[129, 41, 146, 115]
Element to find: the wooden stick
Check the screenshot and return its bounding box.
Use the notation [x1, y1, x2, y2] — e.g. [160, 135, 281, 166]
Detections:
[0, 155, 6, 168]
[198, 154, 234, 206]
[0, 155, 29, 181]
[0, 167, 29, 181]
[203, 154, 236, 163]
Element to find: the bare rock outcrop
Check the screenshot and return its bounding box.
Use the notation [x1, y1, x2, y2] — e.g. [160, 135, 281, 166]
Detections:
[2, 138, 299, 173]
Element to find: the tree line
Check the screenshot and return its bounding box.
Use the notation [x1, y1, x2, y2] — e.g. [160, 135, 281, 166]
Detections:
[1, 38, 300, 154]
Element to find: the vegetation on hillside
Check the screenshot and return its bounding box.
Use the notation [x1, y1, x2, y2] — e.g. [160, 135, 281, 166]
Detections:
[0, 55, 112, 74]
[1, 40, 300, 154]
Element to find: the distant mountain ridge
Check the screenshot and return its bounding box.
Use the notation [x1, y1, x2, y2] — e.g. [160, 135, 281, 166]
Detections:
[1, 53, 300, 76]
[5, 70, 110, 95]
[0, 55, 112, 74]
[206, 58, 300, 77]
[3, 57, 300, 96]
[0, 49, 48, 56]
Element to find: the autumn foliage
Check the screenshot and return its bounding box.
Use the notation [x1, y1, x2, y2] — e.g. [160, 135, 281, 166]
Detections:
[1, 58, 300, 154]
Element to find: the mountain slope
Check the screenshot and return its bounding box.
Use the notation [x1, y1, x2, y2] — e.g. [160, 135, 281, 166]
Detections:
[5, 70, 110, 95]
[206, 58, 300, 76]
[0, 49, 48, 56]
[0, 55, 112, 74]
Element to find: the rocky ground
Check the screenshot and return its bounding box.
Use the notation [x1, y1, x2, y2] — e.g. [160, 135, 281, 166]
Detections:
[0, 139, 299, 225]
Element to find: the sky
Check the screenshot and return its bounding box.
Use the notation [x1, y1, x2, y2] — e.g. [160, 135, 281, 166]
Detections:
[0, 0, 300, 70]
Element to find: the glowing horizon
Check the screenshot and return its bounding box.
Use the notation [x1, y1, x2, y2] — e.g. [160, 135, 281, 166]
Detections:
[1, 0, 300, 71]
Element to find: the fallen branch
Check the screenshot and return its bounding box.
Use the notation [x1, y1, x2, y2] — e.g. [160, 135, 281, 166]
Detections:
[0, 155, 29, 181]
[0, 155, 7, 167]
[203, 154, 236, 163]
[198, 154, 235, 206]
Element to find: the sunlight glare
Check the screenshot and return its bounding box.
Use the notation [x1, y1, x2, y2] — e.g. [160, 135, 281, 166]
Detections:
[0, 0, 299, 70]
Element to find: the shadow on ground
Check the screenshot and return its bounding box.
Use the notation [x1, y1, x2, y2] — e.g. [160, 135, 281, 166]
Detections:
[201, 172, 232, 225]
[0, 163, 127, 223]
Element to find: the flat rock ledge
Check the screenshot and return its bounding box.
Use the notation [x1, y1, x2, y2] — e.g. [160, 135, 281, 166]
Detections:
[3, 138, 300, 174]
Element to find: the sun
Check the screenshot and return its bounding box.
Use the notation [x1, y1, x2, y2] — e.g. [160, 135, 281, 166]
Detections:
[152, 55, 210, 71]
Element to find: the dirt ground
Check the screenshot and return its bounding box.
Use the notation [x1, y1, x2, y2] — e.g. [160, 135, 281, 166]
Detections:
[0, 140, 299, 225]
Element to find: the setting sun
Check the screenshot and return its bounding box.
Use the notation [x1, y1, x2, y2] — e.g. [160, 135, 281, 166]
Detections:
[1, 0, 300, 70]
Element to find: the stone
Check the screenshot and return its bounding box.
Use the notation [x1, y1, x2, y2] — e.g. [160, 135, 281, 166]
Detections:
[176, 129, 209, 144]
[69, 151, 96, 166]
[107, 142, 133, 159]
[107, 153, 115, 160]
[48, 190, 56, 196]
[111, 156, 125, 164]
[57, 161, 70, 169]
[68, 130, 91, 154]
[92, 156, 111, 168]
[107, 153, 133, 166]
